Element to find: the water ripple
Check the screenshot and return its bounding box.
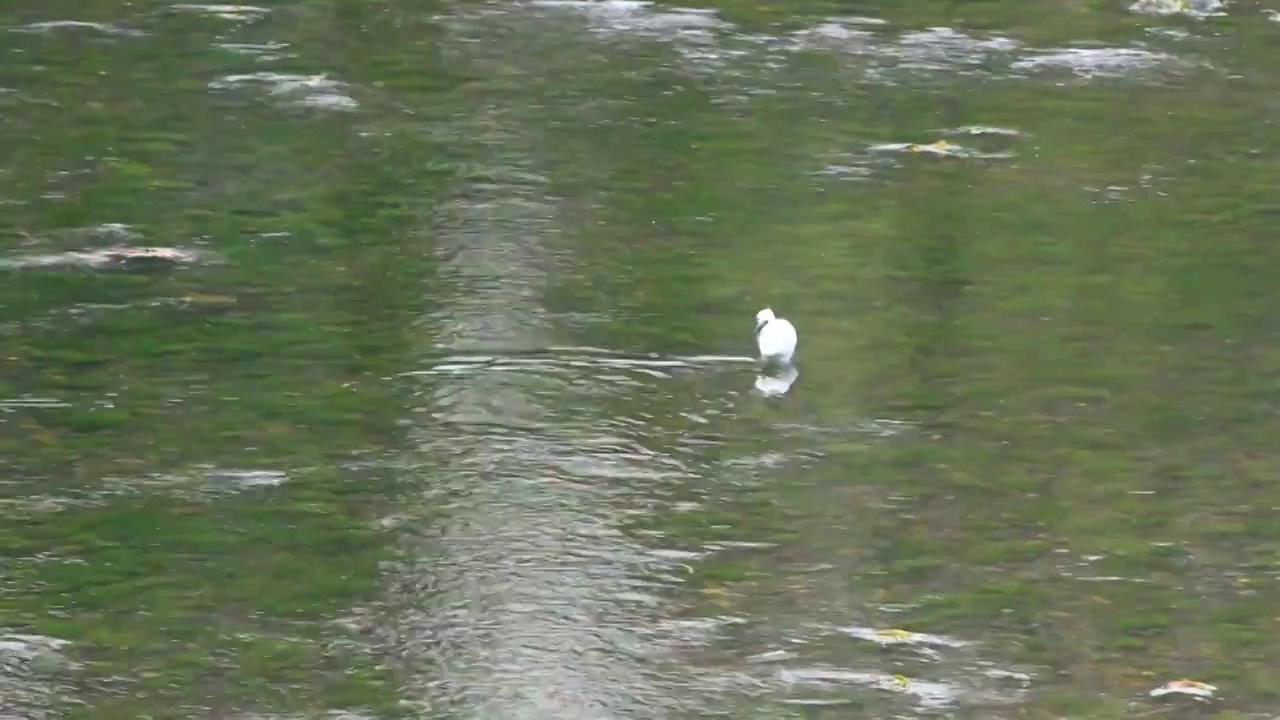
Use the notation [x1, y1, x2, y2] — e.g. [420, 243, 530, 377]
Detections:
[0, 633, 78, 720]
[169, 3, 271, 21]
[9, 20, 146, 37]
[0, 246, 210, 270]
[209, 72, 359, 111]
[1011, 46, 1183, 78]
[491, 0, 1206, 87]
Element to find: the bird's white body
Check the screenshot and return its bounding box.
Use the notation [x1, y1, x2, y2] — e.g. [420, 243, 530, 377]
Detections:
[754, 307, 797, 363]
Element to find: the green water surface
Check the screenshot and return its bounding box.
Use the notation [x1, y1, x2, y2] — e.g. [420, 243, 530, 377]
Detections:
[3, 0, 1280, 717]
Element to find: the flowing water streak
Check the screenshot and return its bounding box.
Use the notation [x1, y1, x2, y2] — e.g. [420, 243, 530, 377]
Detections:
[381, 13, 707, 718]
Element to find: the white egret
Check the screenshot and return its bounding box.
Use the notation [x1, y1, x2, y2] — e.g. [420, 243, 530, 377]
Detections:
[754, 307, 797, 364]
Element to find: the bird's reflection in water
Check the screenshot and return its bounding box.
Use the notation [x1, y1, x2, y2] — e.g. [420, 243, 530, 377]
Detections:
[754, 364, 798, 396]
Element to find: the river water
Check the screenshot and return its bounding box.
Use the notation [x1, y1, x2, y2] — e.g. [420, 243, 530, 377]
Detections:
[3, 0, 1280, 718]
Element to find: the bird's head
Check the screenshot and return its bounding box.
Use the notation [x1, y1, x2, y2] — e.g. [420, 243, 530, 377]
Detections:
[755, 307, 776, 333]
